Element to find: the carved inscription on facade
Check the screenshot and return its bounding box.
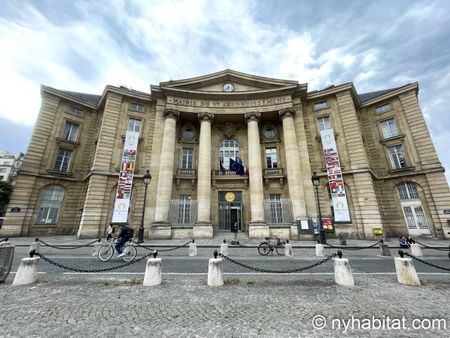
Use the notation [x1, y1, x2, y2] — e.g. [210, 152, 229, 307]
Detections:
[167, 96, 292, 109]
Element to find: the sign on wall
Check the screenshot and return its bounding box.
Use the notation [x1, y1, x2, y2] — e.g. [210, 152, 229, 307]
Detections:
[320, 129, 351, 222]
[112, 131, 139, 223]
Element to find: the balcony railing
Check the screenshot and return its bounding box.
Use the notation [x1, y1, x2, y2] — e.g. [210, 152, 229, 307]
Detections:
[263, 168, 284, 177]
[177, 168, 196, 177]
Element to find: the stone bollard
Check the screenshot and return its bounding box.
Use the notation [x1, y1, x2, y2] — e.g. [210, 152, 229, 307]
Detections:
[13, 254, 40, 286]
[92, 240, 102, 257]
[29, 240, 40, 253]
[189, 242, 197, 257]
[220, 240, 229, 257]
[285, 242, 293, 257]
[410, 243, 422, 257]
[333, 251, 354, 287]
[315, 243, 324, 257]
[379, 242, 391, 256]
[143, 251, 161, 287]
[395, 251, 421, 286]
[207, 251, 223, 287]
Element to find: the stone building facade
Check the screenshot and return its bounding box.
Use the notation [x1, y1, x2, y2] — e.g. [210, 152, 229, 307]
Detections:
[1, 70, 449, 239]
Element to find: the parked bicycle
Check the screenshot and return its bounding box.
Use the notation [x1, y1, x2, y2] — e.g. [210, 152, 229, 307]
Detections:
[98, 238, 137, 262]
[257, 237, 286, 255]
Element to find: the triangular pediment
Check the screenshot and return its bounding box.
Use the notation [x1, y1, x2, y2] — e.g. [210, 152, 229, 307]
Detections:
[158, 69, 300, 93]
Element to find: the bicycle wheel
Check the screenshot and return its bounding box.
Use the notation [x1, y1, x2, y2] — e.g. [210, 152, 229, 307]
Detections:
[258, 242, 270, 255]
[121, 244, 137, 262]
[98, 244, 114, 261]
[276, 244, 285, 256]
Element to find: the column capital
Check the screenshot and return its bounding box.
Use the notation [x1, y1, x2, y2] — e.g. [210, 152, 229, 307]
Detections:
[279, 108, 296, 120]
[198, 112, 214, 123]
[244, 111, 261, 123]
[163, 109, 179, 121]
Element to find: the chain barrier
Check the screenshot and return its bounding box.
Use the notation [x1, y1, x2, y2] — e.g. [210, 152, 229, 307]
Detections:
[34, 250, 155, 273]
[414, 240, 450, 252]
[220, 253, 336, 273]
[36, 238, 100, 250]
[134, 240, 193, 252]
[402, 252, 450, 272]
[324, 240, 381, 250]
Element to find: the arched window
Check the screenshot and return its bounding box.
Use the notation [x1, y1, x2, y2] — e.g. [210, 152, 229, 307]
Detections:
[219, 139, 240, 170]
[396, 182, 430, 235]
[36, 186, 64, 224]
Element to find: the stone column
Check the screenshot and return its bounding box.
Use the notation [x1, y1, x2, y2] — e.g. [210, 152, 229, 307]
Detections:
[153, 109, 179, 233]
[279, 108, 306, 219]
[245, 112, 267, 238]
[194, 112, 214, 238]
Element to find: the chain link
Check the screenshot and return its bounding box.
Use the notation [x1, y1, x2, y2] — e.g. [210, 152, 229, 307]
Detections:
[403, 252, 450, 272]
[36, 238, 100, 250]
[414, 240, 450, 252]
[134, 240, 193, 252]
[35, 250, 155, 273]
[220, 253, 336, 273]
[324, 240, 381, 250]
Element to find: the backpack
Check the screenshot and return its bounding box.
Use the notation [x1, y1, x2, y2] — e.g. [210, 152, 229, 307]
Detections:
[124, 227, 134, 240]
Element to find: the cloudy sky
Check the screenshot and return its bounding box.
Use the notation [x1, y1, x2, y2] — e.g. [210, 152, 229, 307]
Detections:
[1, 0, 450, 181]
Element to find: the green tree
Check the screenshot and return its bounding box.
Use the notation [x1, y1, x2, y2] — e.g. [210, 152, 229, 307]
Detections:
[0, 181, 13, 213]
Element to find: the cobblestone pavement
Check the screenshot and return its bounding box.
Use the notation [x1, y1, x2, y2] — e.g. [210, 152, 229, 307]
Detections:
[1, 274, 449, 337]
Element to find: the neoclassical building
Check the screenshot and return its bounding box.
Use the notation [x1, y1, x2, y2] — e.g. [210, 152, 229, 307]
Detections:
[1, 70, 449, 240]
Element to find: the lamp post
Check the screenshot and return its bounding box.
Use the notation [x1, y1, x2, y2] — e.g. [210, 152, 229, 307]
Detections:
[138, 170, 152, 243]
[311, 171, 326, 244]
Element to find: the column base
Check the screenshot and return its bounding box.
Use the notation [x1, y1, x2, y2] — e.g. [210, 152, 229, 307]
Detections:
[193, 222, 213, 239]
[248, 221, 269, 239]
[149, 222, 172, 239]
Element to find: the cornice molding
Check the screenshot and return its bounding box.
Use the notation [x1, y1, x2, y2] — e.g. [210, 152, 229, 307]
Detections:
[360, 82, 418, 107]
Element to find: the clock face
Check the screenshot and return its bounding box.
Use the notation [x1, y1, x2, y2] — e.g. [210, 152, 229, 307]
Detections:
[223, 82, 234, 92]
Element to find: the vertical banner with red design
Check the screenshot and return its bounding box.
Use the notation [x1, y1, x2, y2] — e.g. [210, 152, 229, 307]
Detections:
[320, 129, 351, 222]
[112, 131, 139, 223]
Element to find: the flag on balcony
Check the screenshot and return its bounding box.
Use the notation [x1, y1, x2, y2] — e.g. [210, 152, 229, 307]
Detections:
[230, 157, 246, 176]
[219, 157, 226, 171]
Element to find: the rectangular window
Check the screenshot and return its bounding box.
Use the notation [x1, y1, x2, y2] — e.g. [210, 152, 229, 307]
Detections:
[388, 145, 407, 169]
[181, 148, 193, 169]
[265, 148, 278, 168]
[376, 103, 391, 113]
[69, 106, 84, 117]
[62, 121, 79, 142]
[0, 168, 6, 173]
[127, 118, 141, 133]
[379, 118, 398, 139]
[54, 148, 73, 172]
[314, 101, 328, 110]
[269, 194, 283, 223]
[317, 116, 331, 131]
[178, 195, 191, 224]
[130, 102, 144, 112]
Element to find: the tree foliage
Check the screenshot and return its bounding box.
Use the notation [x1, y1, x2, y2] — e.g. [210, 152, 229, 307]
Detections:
[0, 181, 14, 211]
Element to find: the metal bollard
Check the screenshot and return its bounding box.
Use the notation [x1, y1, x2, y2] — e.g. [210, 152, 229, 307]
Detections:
[207, 250, 223, 287]
[220, 240, 229, 257]
[315, 243, 324, 257]
[379, 241, 391, 256]
[13, 250, 40, 286]
[395, 250, 420, 286]
[189, 242, 197, 257]
[143, 251, 161, 286]
[410, 243, 422, 257]
[333, 251, 354, 287]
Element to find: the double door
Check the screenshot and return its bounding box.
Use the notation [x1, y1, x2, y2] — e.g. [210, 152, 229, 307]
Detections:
[401, 202, 431, 236]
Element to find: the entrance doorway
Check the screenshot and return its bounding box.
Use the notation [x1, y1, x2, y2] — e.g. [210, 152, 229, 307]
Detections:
[218, 191, 243, 231]
[401, 202, 431, 236]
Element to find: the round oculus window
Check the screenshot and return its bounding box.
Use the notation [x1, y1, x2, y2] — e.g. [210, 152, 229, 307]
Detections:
[182, 126, 195, 140]
[264, 127, 276, 139]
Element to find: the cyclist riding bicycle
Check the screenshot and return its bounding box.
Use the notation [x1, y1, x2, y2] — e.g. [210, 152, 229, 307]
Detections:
[116, 224, 133, 258]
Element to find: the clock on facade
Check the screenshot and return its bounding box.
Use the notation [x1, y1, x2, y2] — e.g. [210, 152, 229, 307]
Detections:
[223, 82, 234, 92]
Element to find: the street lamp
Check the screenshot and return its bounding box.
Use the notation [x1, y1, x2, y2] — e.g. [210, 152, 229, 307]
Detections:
[311, 171, 326, 244]
[138, 170, 152, 243]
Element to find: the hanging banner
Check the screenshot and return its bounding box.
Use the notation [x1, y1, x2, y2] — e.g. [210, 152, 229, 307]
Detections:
[320, 129, 351, 222]
[112, 131, 139, 223]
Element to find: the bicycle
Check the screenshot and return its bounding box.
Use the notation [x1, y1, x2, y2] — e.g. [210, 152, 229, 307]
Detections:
[257, 237, 286, 256]
[98, 238, 137, 262]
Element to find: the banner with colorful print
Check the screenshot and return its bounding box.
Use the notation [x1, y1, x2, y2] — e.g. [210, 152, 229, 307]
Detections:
[112, 131, 139, 223]
[320, 129, 351, 222]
